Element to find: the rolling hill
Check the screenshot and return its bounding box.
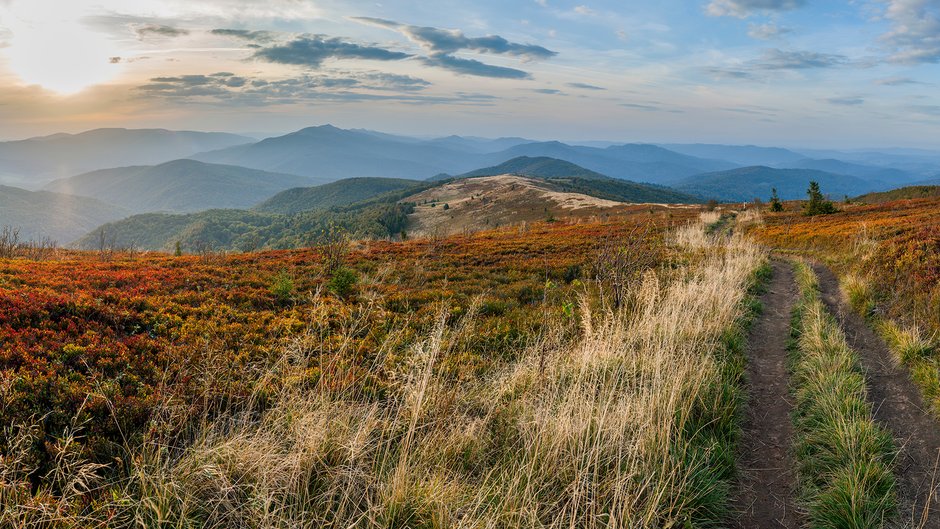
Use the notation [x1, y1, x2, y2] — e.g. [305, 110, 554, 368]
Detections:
[256, 177, 421, 215]
[436, 157, 699, 203]
[78, 199, 413, 253]
[76, 162, 698, 252]
[674, 166, 877, 202]
[44, 159, 319, 214]
[445, 156, 611, 181]
[404, 174, 694, 236]
[854, 185, 940, 204]
[0, 128, 252, 188]
[776, 158, 918, 186]
[0, 185, 130, 243]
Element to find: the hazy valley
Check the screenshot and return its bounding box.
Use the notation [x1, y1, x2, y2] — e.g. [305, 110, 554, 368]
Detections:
[2, 124, 938, 249]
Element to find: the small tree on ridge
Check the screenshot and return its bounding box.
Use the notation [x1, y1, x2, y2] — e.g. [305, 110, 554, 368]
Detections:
[804, 181, 837, 216]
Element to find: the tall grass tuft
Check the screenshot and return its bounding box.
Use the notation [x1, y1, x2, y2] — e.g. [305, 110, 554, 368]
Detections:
[842, 273, 876, 318]
[790, 261, 897, 528]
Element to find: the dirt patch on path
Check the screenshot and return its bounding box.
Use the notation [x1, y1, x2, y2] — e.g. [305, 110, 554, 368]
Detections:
[731, 259, 802, 529]
[813, 263, 940, 529]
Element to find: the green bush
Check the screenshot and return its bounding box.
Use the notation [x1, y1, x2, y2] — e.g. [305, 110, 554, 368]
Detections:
[328, 267, 358, 298]
[269, 271, 295, 304]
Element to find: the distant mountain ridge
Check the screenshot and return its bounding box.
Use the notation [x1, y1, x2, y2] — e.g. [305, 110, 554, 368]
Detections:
[0, 128, 252, 188]
[776, 158, 919, 186]
[190, 125, 735, 184]
[479, 142, 734, 184]
[44, 159, 319, 214]
[192, 125, 482, 180]
[658, 143, 806, 166]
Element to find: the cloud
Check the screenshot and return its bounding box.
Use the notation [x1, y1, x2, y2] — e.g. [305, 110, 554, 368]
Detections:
[620, 102, 683, 113]
[353, 17, 556, 60]
[880, 0, 940, 64]
[131, 23, 189, 39]
[351, 17, 556, 78]
[140, 71, 431, 99]
[706, 48, 850, 82]
[706, 0, 805, 18]
[747, 23, 791, 40]
[825, 96, 865, 106]
[135, 71, 496, 108]
[704, 67, 760, 80]
[532, 88, 564, 94]
[574, 5, 596, 15]
[753, 48, 849, 69]
[211, 28, 277, 43]
[910, 104, 940, 116]
[253, 35, 412, 68]
[421, 54, 531, 79]
[874, 76, 923, 86]
[567, 82, 606, 90]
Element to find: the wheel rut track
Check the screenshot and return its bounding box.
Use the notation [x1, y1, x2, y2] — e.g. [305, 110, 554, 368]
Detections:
[731, 259, 801, 529]
[812, 263, 940, 529]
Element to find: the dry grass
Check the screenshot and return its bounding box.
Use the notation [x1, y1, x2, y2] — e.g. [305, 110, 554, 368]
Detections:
[842, 273, 876, 318]
[1, 219, 765, 528]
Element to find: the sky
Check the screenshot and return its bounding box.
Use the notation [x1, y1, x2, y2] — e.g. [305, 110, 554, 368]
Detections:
[0, 0, 938, 148]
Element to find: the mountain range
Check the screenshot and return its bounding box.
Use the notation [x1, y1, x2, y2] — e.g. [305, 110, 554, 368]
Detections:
[2, 123, 940, 248]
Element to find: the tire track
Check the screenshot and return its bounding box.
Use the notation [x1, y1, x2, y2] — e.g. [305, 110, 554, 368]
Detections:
[731, 259, 801, 529]
[813, 263, 940, 529]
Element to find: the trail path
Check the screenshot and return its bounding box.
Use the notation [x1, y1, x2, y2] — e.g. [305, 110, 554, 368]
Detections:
[812, 263, 940, 529]
[731, 259, 802, 529]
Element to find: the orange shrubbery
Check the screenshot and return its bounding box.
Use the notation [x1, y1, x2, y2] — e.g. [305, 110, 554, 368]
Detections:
[0, 217, 684, 482]
[751, 197, 940, 333]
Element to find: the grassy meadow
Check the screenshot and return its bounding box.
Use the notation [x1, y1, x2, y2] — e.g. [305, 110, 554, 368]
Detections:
[0, 211, 770, 527]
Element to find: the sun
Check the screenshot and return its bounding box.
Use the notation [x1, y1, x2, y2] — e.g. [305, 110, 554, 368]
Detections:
[4, 5, 119, 95]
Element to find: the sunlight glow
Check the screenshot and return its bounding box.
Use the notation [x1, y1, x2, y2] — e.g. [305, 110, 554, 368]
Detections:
[4, 3, 119, 95]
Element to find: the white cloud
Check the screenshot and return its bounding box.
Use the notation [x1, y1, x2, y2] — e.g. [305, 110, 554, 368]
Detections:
[747, 22, 791, 40]
[881, 0, 940, 64]
[706, 0, 805, 18]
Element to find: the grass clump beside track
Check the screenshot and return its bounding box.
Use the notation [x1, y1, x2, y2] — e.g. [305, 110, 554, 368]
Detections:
[790, 261, 897, 528]
[840, 272, 940, 418]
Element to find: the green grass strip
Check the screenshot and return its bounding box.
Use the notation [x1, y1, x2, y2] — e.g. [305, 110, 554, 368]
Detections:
[790, 261, 897, 528]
